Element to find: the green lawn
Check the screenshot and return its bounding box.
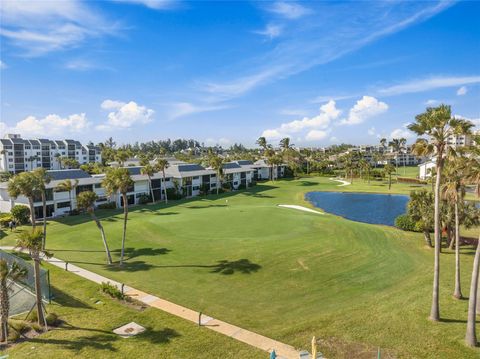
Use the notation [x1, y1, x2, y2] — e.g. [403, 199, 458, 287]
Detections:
[1, 264, 263, 358]
[1, 176, 479, 358]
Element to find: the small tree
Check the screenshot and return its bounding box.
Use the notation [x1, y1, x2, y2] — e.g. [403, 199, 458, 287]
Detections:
[10, 205, 30, 225]
[407, 190, 434, 247]
[55, 179, 79, 211]
[0, 259, 27, 343]
[8, 172, 42, 229]
[383, 163, 396, 190]
[155, 159, 170, 204]
[140, 164, 156, 203]
[15, 230, 48, 328]
[77, 191, 112, 264]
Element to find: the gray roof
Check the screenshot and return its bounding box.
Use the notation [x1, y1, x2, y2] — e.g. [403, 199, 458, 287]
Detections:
[38, 139, 51, 144]
[46, 169, 92, 181]
[177, 164, 206, 172]
[10, 138, 26, 144]
[125, 167, 143, 176]
[28, 139, 40, 145]
[222, 162, 241, 170]
[0, 139, 12, 145]
[236, 160, 253, 166]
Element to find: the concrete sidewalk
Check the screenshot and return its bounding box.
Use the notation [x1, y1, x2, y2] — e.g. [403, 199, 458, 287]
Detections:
[1, 246, 301, 359]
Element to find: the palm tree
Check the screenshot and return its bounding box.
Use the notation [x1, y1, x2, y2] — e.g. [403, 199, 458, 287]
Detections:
[256, 137, 267, 151]
[115, 150, 130, 166]
[389, 138, 406, 174]
[7, 172, 41, 229]
[140, 164, 156, 203]
[408, 190, 434, 247]
[15, 229, 46, 328]
[55, 179, 79, 212]
[441, 155, 466, 299]
[465, 137, 480, 346]
[383, 163, 395, 190]
[33, 168, 51, 250]
[77, 191, 112, 265]
[279, 137, 293, 151]
[264, 147, 276, 181]
[408, 104, 473, 321]
[209, 155, 224, 195]
[0, 259, 27, 343]
[155, 159, 169, 203]
[102, 168, 134, 266]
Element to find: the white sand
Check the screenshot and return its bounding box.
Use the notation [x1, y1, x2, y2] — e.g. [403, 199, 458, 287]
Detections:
[278, 204, 324, 214]
[329, 177, 351, 186]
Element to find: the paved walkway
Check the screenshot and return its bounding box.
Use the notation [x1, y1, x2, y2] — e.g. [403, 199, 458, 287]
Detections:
[1, 246, 301, 359]
[278, 204, 324, 215]
[329, 177, 351, 187]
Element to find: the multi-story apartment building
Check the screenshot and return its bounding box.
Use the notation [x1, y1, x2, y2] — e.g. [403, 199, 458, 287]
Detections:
[0, 159, 286, 219]
[0, 134, 102, 174]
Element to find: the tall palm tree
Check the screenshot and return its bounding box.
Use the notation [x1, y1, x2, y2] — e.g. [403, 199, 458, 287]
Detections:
[140, 164, 156, 203]
[33, 168, 51, 250]
[102, 168, 134, 266]
[209, 155, 224, 195]
[441, 155, 466, 299]
[55, 179, 79, 211]
[383, 163, 395, 190]
[264, 147, 276, 181]
[408, 104, 473, 321]
[0, 259, 27, 343]
[256, 137, 267, 151]
[465, 137, 480, 346]
[155, 159, 169, 203]
[77, 191, 112, 265]
[15, 229, 46, 328]
[279, 137, 293, 151]
[389, 138, 406, 174]
[7, 172, 41, 229]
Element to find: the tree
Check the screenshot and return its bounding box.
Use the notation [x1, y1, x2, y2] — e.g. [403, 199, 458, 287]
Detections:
[155, 159, 169, 203]
[7, 172, 41, 229]
[33, 168, 51, 250]
[102, 168, 134, 266]
[279, 137, 293, 151]
[256, 137, 267, 150]
[77, 191, 112, 264]
[389, 138, 406, 173]
[408, 104, 473, 321]
[115, 149, 130, 166]
[0, 259, 27, 343]
[383, 164, 395, 190]
[10, 205, 30, 225]
[441, 155, 466, 299]
[55, 179, 79, 211]
[15, 229, 47, 328]
[209, 155, 224, 195]
[407, 190, 434, 248]
[140, 164, 156, 203]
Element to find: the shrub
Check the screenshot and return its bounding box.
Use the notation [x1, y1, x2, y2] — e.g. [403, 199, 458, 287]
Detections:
[0, 213, 13, 227]
[237, 183, 246, 190]
[26, 309, 38, 322]
[8, 319, 29, 333]
[46, 312, 59, 326]
[69, 208, 80, 216]
[98, 202, 116, 210]
[395, 214, 418, 232]
[11, 205, 30, 224]
[138, 194, 151, 204]
[397, 177, 427, 185]
[100, 281, 125, 300]
[166, 188, 183, 200]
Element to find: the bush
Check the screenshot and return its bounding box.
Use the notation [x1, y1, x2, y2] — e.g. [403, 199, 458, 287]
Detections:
[26, 309, 38, 322]
[11, 205, 30, 224]
[397, 176, 427, 185]
[138, 194, 151, 204]
[46, 312, 59, 326]
[97, 202, 116, 210]
[0, 213, 13, 227]
[69, 208, 80, 216]
[100, 281, 125, 300]
[395, 214, 418, 232]
[166, 188, 183, 200]
[237, 183, 246, 190]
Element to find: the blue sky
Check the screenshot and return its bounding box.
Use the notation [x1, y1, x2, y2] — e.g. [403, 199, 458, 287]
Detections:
[0, 0, 479, 147]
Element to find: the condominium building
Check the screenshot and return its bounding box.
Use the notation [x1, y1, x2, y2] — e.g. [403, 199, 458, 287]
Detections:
[0, 134, 102, 174]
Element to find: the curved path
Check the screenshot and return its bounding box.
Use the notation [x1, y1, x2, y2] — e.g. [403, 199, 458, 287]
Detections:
[329, 177, 351, 186]
[278, 204, 324, 215]
[1, 246, 300, 359]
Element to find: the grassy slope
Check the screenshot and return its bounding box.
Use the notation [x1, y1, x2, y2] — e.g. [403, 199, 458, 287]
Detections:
[1, 177, 479, 358]
[2, 264, 263, 358]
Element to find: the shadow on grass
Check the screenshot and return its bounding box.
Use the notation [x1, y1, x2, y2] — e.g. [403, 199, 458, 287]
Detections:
[50, 285, 93, 309]
[297, 181, 319, 187]
[104, 258, 262, 275]
[183, 204, 227, 209]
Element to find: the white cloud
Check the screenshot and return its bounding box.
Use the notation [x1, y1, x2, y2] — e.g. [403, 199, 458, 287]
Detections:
[305, 130, 328, 141]
[0, 0, 117, 56]
[457, 86, 468, 96]
[454, 114, 480, 128]
[329, 136, 339, 143]
[267, 2, 312, 19]
[204, 137, 232, 147]
[390, 128, 412, 139]
[0, 113, 90, 137]
[261, 100, 340, 139]
[99, 100, 154, 129]
[254, 24, 282, 39]
[0, 60, 6, 69]
[112, 0, 176, 9]
[340, 96, 388, 126]
[368, 127, 376, 136]
[167, 102, 228, 120]
[424, 99, 439, 106]
[378, 75, 480, 96]
[278, 108, 309, 116]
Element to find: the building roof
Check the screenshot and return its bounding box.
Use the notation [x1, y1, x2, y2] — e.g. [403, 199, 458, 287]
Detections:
[165, 164, 215, 178]
[236, 160, 253, 166]
[0, 139, 12, 145]
[46, 169, 92, 181]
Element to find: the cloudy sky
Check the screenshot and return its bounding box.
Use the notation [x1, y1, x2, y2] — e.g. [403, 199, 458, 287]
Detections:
[0, 0, 479, 147]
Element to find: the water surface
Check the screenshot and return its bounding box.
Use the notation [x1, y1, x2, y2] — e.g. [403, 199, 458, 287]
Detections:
[305, 191, 409, 226]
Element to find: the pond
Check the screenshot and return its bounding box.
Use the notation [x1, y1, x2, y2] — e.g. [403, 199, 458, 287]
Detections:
[305, 191, 409, 226]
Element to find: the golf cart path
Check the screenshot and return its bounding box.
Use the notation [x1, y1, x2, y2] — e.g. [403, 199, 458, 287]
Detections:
[278, 204, 324, 215]
[329, 178, 351, 186]
[0, 246, 300, 359]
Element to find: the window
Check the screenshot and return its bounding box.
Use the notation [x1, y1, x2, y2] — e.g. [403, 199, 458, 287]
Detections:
[192, 176, 199, 180]
[193, 186, 200, 191]
[25, 145, 31, 149]
[56, 201, 71, 209]
[94, 183, 102, 189]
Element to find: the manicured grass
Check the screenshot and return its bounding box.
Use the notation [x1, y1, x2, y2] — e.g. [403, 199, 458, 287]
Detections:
[1, 264, 263, 358]
[1, 176, 479, 358]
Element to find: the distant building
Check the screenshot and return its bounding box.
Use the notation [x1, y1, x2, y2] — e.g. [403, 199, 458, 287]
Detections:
[0, 134, 102, 174]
